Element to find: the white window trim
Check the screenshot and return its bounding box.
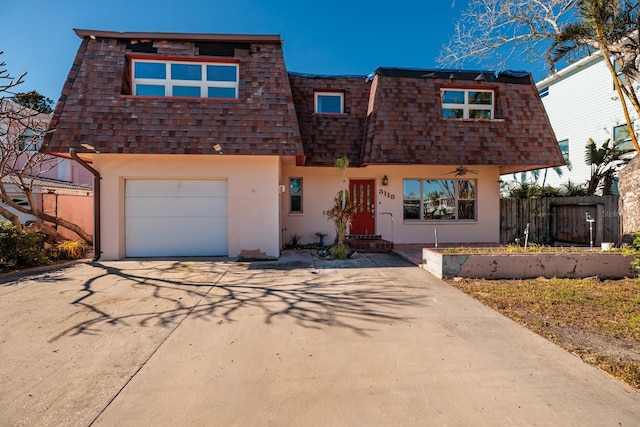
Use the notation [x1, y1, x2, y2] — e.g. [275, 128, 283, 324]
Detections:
[131, 59, 239, 98]
[314, 91, 344, 114]
[441, 88, 494, 119]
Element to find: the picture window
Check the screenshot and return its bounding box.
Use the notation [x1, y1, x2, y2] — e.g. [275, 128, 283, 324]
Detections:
[131, 58, 238, 99]
[403, 179, 476, 221]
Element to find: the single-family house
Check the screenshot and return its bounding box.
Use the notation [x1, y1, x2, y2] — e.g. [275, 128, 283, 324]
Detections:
[42, 29, 563, 260]
[0, 100, 93, 239]
[501, 53, 638, 191]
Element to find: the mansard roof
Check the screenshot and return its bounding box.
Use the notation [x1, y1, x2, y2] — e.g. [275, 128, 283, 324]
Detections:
[42, 29, 303, 158]
[42, 30, 563, 174]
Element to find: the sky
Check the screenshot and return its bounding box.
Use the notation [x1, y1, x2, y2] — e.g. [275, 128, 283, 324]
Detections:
[2, 0, 549, 102]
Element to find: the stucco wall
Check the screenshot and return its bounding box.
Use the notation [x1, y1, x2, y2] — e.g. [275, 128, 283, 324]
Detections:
[619, 155, 640, 236]
[42, 193, 93, 241]
[94, 154, 280, 260]
[281, 164, 501, 246]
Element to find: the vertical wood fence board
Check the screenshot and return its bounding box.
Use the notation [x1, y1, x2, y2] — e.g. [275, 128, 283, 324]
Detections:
[500, 196, 620, 245]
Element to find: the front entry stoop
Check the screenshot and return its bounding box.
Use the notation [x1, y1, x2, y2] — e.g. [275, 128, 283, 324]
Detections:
[346, 235, 393, 253]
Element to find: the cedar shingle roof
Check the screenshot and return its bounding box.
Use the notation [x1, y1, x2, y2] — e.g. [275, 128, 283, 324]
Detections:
[42, 30, 303, 157]
[361, 68, 564, 174]
[42, 30, 563, 174]
[288, 68, 564, 173]
[288, 74, 370, 166]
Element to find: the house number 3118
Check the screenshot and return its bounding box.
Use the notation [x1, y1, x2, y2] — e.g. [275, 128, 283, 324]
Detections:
[378, 189, 395, 200]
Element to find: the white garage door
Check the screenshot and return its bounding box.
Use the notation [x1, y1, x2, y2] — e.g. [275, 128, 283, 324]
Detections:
[125, 179, 228, 257]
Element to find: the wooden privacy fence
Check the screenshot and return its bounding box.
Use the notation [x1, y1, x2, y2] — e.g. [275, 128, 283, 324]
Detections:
[500, 196, 621, 246]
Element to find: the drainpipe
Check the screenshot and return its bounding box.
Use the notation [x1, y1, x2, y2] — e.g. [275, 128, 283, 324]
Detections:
[69, 148, 101, 261]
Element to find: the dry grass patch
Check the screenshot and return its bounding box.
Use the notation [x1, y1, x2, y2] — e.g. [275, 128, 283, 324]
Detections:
[448, 276, 640, 389]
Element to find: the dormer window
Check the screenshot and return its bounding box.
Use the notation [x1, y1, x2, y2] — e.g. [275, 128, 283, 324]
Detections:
[130, 56, 238, 99]
[314, 91, 344, 114]
[441, 88, 493, 119]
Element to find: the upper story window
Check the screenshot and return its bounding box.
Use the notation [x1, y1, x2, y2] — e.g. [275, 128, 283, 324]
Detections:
[131, 57, 239, 99]
[538, 87, 549, 98]
[558, 138, 569, 163]
[19, 127, 44, 151]
[613, 122, 634, 151]
[613, 59, 635, 90]
[441, 88, 494, 119]
[314, 91, 344, 114]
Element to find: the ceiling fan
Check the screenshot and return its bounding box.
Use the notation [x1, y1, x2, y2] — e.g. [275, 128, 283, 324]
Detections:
[445, 165, 479, 176]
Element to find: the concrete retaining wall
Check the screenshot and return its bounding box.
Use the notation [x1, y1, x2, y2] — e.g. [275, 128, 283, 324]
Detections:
[422, 248, 635, 279]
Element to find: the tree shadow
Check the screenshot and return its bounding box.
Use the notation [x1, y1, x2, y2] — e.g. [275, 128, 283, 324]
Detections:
[50, 259, 427, 341]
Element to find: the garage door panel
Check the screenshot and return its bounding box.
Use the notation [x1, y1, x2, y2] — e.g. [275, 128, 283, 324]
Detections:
[126, 197, 228, 217]
[127, 179, 228, 197]
[125, 179, 228, 257]
[126, 217, 228, 238]
[126, 236, 227, 257]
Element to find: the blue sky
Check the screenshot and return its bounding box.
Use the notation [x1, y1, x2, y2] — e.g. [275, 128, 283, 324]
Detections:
[2, 0, 547, 101]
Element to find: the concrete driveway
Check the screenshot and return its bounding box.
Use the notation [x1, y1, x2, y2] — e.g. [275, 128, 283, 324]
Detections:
[0, 251, 638, 426]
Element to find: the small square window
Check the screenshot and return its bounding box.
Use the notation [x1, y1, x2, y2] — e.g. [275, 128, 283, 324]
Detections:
[289, 178, 303, 213]
[314, 92, 344, 114]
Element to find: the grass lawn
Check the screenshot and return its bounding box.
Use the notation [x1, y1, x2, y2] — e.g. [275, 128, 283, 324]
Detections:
[447, 276, 640, 389]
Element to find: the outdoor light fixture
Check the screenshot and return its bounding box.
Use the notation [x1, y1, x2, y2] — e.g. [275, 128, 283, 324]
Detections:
[213, 144, 223, 154]
[80, 143, 96, 151]
[382, 175, 389, 186]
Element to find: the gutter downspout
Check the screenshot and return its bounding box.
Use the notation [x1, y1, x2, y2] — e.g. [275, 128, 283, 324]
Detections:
[69, 148, 101, 261]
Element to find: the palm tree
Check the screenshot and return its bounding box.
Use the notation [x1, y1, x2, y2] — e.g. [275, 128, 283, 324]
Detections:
[548, 0, 640, 153]
[585, 137, 633, 194]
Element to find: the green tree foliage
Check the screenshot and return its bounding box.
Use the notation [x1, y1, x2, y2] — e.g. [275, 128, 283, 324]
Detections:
[442, 0, 640, 154]
[12, 91, 53, 114]
[0, 221, 49, 270]
[584, 138, 633, 194]
[548, 0, 640, 153]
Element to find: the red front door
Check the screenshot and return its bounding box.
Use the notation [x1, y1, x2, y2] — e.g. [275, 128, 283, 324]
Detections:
[350, 179, 375, 235]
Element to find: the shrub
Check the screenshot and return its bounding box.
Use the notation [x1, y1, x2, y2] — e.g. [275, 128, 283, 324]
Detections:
[55, 240, 88, 260]
[0, 221, 50, 270]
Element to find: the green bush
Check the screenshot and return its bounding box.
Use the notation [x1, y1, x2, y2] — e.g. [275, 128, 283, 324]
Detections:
[0, 221, 50, 270]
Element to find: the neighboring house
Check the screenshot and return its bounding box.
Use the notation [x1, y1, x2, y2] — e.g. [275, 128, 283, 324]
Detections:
[0, 101, 93, 186]
[501, 53, 638, 192]
[41, 29, 563, 260]
[0, 100, 93, 238]
[1, 175, 93, 240]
